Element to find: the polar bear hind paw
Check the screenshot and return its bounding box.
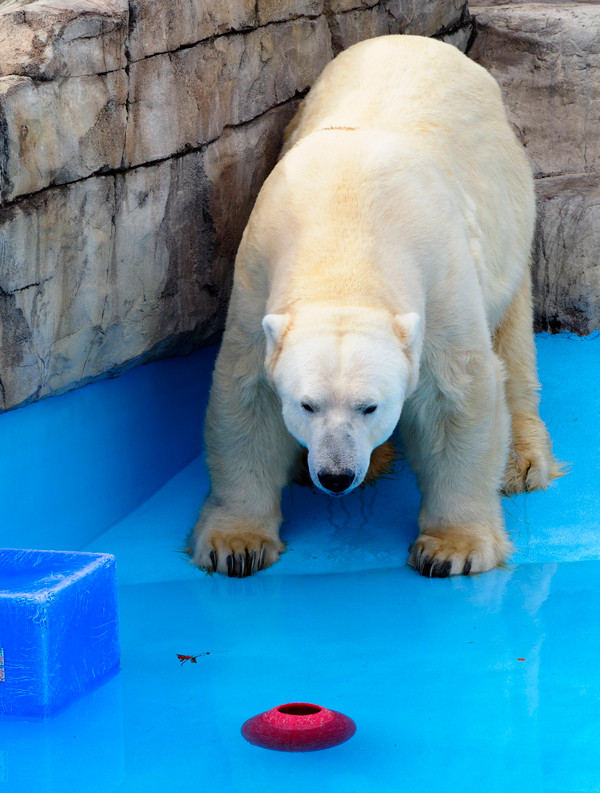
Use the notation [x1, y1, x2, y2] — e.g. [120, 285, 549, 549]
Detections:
[189, 527, 285, 577]
[408, 529, 511, 578]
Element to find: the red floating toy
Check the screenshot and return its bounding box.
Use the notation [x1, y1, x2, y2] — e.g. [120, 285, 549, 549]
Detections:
[241, 702, 356, 752]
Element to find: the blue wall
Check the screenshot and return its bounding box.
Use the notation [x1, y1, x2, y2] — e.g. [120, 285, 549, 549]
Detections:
[0, 346, 218, 551]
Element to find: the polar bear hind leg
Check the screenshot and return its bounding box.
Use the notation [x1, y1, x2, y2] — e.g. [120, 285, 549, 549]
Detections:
[493, 269, 564, 494]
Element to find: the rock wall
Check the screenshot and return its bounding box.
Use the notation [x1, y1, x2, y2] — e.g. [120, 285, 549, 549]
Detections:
[468, 1, 600, 334]
[0, 0, 472, 411]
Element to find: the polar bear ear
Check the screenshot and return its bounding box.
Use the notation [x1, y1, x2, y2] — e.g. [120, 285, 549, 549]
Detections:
[262, 313, 291, 358]
[393, 312, 421, 352]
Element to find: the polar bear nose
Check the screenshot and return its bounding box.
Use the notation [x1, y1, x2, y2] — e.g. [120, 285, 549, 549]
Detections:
[317, 470, 355, 494]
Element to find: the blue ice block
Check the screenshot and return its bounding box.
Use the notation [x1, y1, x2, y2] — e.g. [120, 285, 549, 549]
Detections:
[0, 549, 120, 718]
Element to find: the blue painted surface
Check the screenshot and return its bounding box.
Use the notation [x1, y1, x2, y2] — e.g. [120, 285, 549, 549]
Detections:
[0, 351, 212, 551]
[0, 332, 599, 791]
[0, 550, 119, 718]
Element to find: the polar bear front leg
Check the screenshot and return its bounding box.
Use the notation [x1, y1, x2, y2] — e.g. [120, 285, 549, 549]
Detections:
[404, 352, 512, 577]
[191, 498, 287, 577]
[189, 329, 299, 577]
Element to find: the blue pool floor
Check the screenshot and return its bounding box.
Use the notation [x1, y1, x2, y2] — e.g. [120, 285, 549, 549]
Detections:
[1, 332, 599, 792]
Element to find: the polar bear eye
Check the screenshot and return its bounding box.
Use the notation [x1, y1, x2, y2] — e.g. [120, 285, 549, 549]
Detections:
[301, 402, 315, 413]
[362, 405, 378, 415]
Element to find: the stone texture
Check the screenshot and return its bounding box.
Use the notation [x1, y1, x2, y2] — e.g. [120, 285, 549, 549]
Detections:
[468, 4, 600, 178]
[128, 1, 327, 63]
[204, 101, 301, 296]
[470, 0, 592, 5]
[468, 3, 600, 334]
[387, 0, 468, 35]
[0, 0, 128, 80]
[126, 16, 333, 167]
[327, 5, 394, 52]
[0, 69, 127, 202]
[327, 0, 470, 53]
[533, 176, 600, 335]
[325, 0, 378, 12]
[0, 101, 303, 410]
[0, 162, 212, 409]
[258, 0, 324, 25]
[127, 0, 255, 62]
[437, 20, 473, 51]
[0, 176, 116, 408]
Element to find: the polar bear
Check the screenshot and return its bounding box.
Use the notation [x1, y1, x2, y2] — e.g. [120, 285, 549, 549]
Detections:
[189, 35, 560, 578]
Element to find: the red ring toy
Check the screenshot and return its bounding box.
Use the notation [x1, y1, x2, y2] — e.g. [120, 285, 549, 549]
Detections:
[241, 702, 356, 752]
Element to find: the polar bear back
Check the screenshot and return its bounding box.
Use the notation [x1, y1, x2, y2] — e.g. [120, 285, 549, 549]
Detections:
[283, 36, 506, 150]
[281, 35, 535, 330]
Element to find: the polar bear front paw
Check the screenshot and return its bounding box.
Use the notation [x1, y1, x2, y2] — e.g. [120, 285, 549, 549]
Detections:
[408, 528, 511, 578]
[189, 511, 285, 577]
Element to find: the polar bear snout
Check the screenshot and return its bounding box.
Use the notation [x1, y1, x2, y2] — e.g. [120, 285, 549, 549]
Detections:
[306, 426, 368, 495]
[317, 470, 356, 495]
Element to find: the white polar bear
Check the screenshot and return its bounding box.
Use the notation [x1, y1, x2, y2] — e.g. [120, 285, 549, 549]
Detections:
[189, 35, 561, 578]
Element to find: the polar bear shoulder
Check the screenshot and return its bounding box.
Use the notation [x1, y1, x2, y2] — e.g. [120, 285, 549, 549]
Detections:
[280, 35, 535, 330]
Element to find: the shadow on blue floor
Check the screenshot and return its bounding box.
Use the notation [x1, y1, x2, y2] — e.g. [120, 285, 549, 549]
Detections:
[1, 332, 599, 792]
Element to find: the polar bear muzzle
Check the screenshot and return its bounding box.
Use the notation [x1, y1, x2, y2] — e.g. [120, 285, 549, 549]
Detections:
[317, 470, 356, 495]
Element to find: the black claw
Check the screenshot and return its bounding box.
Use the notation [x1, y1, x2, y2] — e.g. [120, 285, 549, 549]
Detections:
[430, 559, 443, 578]
[419, 556, 452, 578]
[226, 554, 234, 577]
[259, 547, 267, 571]
[420, 556, 434, 577]
[433, 559, 452, 578]
[249, 550, 257, 575]
[411, 548, 423, 572]
[463, 559, 472, 576]
[237, 552, 245, 578]
[209, 551, 217, 571]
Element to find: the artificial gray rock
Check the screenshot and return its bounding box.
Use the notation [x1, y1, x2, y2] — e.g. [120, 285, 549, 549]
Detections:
[0, 70, 127, 202]
[127, 0, 255, 62]
[327, 0, 470, 53]
[468, 3, 600, 178]
[0, 101, 303, 410]
[125, 17, 333, 167]
[468, 2, 600, 333]
[0, 161, 214, 409]
[0, 0, 128, 80]
[258, 0, 324, 25]
[204, 102, 301, 296]
[0, 176, 116, 408]
[533, 175, 600, 335]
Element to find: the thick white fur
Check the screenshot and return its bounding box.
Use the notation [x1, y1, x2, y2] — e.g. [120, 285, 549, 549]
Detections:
[190, 35, 560, 578]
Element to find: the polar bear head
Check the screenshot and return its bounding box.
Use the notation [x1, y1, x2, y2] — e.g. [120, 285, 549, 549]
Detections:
[263, 305, 421, 496]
